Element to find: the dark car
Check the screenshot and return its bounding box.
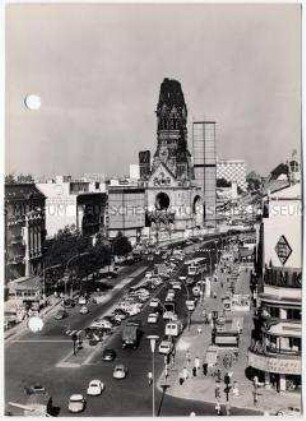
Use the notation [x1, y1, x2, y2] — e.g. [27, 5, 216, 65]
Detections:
[102, 348, 117, 362]
[26, 384, 47, 395]
[63, 298, 76, 307]
[54, 309, 68, 320]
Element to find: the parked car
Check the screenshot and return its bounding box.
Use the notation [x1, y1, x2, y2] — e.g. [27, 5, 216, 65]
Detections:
[102, 348, 116, 362]
[147, 313, 159, 324]
[87, 380, 104, 396]
[79, 306, 89, 315]
[68, 394, 86, 413]
[158, 339, 174, 355]
[54, 309, 68, 320]
[90, 318, 113, 330]
[113, 309, 129, 320]
[113, 364, 128, 379]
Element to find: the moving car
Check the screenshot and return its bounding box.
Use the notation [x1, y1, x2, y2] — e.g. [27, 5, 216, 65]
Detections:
[54, 309, 68, 320]
[68, 394, 86, 413]
[113, 364, 128, 379]
[147, 313, 159, 324]
[26, 384, 47, 395]
[149, 298, 160, 308]
[172, 282, 182, 290]
[78, 296, 87, 306]
[158, 339, 174, 355]
[63, 298, 76, 308]
[102, 348, 116, 362]
[87, 380, 104, 396]
[186, 300, 196, 311]
[79, 305, 89, 315]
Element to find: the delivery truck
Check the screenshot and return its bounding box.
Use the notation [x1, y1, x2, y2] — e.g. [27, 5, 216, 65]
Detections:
[121, 321, 141, 349]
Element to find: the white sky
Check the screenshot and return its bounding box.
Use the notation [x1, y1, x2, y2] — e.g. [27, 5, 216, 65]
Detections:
[5, 3, 301, 177]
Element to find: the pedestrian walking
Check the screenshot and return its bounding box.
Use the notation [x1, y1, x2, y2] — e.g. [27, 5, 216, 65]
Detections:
[192, 366, 197, 377]
[197, 326, 202, 335]
[194, 356, 200, 372]
[215, 401, 222, 416]
[225, 401, 231, 416]
[232, 381, 239, 396]
[147, 371, 153, 386]
[202, 362, 208, 376]
[215, 382, 221, 399]
[217, 369, 221, 381]
[179, 375, 184, 386]
[183, 366, 189, 381]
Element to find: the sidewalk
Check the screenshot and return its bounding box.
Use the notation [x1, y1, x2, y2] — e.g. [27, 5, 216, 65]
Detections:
[157, 260, 302, 415]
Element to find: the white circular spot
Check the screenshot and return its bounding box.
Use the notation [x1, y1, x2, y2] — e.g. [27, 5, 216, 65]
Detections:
[28, 316, 44, 332]
[24, 94, 42, 110]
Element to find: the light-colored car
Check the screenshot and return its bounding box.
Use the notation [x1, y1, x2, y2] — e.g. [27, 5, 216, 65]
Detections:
[186, 300, 196, 311]
[127, 305, 141, 316]
[145, 271, 154, 279]
[149, 298, 160, 308]
[79, 305, 89, 315]
[113, 364, 128, 379]
[179, 276, 187, 281]
[90, 318, 112, 329]
[147, 313, 159, 324]
[87, 380, 104, 396]
[158, 339, 174, 355]
[172, 282, 182, 290]
[68, 394, 86, 413]
[78, 296, 87, 306]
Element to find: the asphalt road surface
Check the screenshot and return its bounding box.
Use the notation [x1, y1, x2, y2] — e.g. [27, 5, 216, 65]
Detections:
[5, 239, 259, 416]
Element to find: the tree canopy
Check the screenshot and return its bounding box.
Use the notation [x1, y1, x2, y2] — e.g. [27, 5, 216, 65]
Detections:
[112, 232, 132, 257]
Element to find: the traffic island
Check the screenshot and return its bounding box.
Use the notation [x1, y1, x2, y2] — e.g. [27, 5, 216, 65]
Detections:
[56, 340, 104, 368]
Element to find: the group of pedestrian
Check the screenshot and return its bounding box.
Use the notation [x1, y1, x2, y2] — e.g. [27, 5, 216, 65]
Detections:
[179, 353, 203, 385]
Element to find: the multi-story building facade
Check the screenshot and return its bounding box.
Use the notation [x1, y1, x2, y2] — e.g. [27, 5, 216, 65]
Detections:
[5, 183, 46, 282]
[248, 179, 302, 392]
[217, 158, 247, 191]
[192, 121, 217, 226]
[106, 183, 146, 244]
[37, 175, 107, 238]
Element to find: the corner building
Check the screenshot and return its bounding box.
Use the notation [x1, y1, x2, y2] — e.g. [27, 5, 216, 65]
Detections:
[248, 180, 302, 392]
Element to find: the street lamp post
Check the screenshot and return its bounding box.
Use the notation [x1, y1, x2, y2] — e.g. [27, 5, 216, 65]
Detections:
[147, 335, 159, 417]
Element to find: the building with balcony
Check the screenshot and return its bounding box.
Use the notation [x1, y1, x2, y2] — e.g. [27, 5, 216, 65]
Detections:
[248, 179, 302, 392]
[5, 183, 46, 283]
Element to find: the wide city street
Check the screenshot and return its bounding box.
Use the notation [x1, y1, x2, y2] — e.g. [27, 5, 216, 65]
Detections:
[5, 237, 258, 416]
